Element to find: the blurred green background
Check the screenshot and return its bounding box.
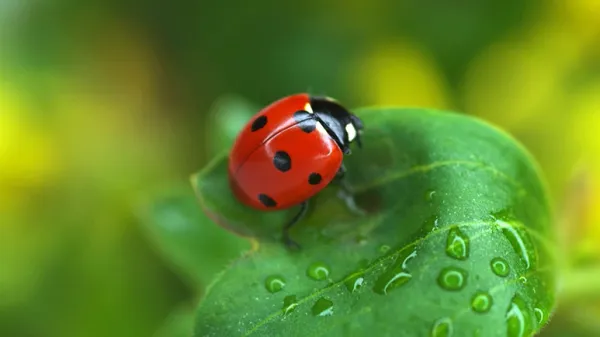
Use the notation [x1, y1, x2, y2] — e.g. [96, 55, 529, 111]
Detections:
[1, 0, 600, 336]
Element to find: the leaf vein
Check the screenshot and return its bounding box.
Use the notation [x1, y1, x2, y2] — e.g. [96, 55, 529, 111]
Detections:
[354, 160, 526, 196]
[242, 219, 554, 336]
[243, 221, 490, 336]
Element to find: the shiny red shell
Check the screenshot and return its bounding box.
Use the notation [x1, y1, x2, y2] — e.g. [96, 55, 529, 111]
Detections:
[228, 93, 343, 211]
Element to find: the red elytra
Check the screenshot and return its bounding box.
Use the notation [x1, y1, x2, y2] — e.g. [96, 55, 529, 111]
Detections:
[227, 93, 364, 247]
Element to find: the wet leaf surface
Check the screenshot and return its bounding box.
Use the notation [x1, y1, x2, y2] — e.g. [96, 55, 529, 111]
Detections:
[191, 107, 556, 336]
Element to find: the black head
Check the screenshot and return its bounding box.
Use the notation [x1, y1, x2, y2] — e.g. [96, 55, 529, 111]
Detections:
[309, 96, 364, 154]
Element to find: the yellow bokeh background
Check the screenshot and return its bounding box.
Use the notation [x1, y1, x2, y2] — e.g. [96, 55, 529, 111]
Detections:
[1, 0, 599, 336]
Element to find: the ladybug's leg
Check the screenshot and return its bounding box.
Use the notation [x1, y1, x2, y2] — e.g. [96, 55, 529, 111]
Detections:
[334, 164, 346, 180]
[334, 164, 367, 216]
[282, 200, 309, 250]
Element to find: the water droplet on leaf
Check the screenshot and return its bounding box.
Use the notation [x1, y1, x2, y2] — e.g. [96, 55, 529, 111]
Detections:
[496, 219, 535, 270]
[282, 295, 298, 315]
[491, 257, 510, 277]
[471, 291, 493, 313]
[345, 274, 365, 293]
[425, 190, 436, 201]
[311, 297, 333, 317]
[437, 267, 467, 291]
[306, 262, 330, 281]
[373, 246, 417, 294]
[264, 275, 286, 293]
[421, 215, 440, 233]
[506, 294, 534, 337]
[379, 245, 391, 253]
[534, 308, 544, 324]
[518, 276, 527, 284]
[431, 317, 453, 337]
[445, 226, 469, 260]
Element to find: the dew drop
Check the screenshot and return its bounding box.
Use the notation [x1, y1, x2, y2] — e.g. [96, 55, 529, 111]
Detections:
[421, 215, 440, 232]
[491, 257, 510, 277]
[506, 294, 534, 337]
[437, 267, 467, 291]
[356, 234, 368, 245]
[379, 244, 391, 253]
[306, 262, 331, 281]
[264, 275, 286, 293]
[496, 220, 535, 270]
[518, 276, 527, 284]
[311, 297, 334, 317]
[491, 209, 512, 219]
[534, 308, 544, 324]
[445, 226, 469, 260]
[471, 291, 493, 313]
[373, 246, 417, 294]
[425, 190, 436, 201]
[345, 274, 365, 293]
[431, 317, 453, 337]
[282, 295, 298, 315]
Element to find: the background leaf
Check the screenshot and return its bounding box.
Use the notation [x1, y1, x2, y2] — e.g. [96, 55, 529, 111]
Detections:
[137, 94, 257, 290]
[137, 185, 251, 289]
[153, 304, 195, 337]
[190, 108, 557, 336]
[204, 94, 260, 157]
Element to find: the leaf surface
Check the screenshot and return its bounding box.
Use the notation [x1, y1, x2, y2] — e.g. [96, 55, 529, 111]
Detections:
[191, 108, 556, 337]
[154, 305, 195, 337]
[138, 95, 257, 288]
[138, 185, 250, 288]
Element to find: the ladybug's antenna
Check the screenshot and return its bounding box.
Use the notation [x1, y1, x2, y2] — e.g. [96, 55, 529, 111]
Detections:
[355, 130, 362, 148]
[350, 114, 363, 130]
[350, 114, 363, 149]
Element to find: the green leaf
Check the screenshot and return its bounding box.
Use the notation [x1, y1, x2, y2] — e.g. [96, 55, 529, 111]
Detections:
[137, 185, 251, 288]
[154, 304, 195, 337]
[205, 94, 260, 157]
[191, 108, 557, 336]
[137, 94, 257, 289]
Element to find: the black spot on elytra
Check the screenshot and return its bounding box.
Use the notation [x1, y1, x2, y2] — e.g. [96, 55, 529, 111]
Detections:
[258, 194, 277, 207]
[251, 115, 268, 131]
[308, 173, 322, 185]
[293, 110, 317, 133]
[273, 151, 291, 172]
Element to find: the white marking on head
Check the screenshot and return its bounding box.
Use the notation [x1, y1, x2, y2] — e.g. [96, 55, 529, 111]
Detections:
[304, 103, 313, 114]
[345, 123, 357, 142]
[316, 121, 327, 135]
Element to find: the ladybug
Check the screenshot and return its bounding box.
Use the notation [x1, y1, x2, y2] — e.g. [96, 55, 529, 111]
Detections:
[228, 93, 364, 248]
